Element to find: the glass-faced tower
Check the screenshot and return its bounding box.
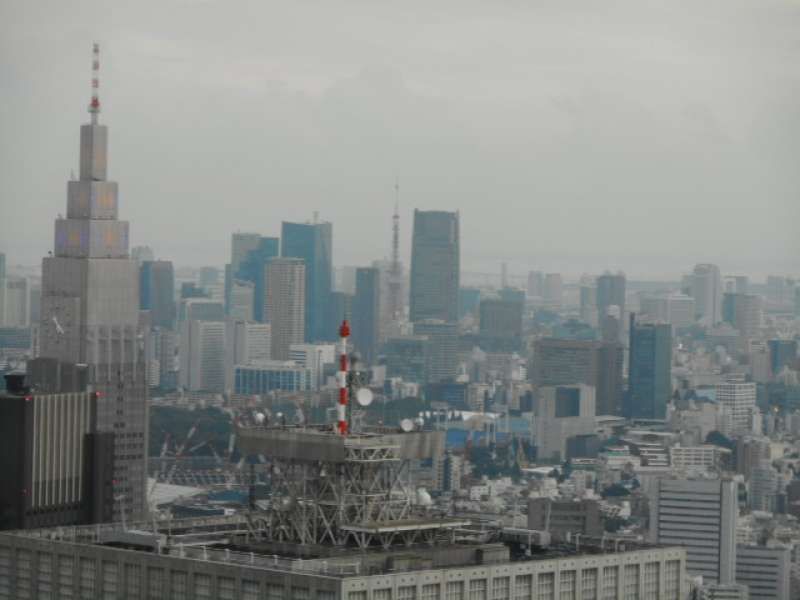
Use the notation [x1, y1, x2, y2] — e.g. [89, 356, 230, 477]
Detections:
[39, 44, 148, 520]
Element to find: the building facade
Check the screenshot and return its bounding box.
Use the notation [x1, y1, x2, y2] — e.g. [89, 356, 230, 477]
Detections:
[409, 210, 459, 324]
[626, 315, 671, 420]
[266, 258, 306, 360]
[281, 221, 333, 342]
[650, 478, 737, 585]
[38, 46, 148, 520]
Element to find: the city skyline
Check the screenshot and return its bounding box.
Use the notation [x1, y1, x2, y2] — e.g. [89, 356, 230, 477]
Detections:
[1, 0, 798, 279]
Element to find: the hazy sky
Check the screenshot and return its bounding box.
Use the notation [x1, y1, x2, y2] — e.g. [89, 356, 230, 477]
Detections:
[1, 0, 798, 280]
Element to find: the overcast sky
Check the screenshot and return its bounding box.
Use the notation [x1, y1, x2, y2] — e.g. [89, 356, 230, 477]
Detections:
[1, 0, 798, 280]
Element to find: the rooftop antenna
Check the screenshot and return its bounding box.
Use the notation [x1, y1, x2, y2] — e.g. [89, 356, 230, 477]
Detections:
[89, 42, 101, 125]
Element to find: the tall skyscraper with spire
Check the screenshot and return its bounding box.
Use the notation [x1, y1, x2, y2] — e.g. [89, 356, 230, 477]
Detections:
[38, 44, 148, 520]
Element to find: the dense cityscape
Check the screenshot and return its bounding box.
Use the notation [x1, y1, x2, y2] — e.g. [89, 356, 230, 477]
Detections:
[0, 10, 798, 600]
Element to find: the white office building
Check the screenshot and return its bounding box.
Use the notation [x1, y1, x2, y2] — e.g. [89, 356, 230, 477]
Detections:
[179, 320, 225, 392]
[736, 544, 790, 600]
[716, 378, 757, 436]
[650, 478, 737, 584]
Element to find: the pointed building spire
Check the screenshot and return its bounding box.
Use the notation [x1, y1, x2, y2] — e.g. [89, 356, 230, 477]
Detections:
[89, 43, 101, 124]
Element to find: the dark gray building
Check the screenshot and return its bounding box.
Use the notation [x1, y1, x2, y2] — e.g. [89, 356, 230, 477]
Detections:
[414, 320, 458, 383]
[409, 210, 459, 324]
[281, 220, 333, 341]
[0, 371, 114, 530]
[626, 314, 672, 420]
[385, 335, 430, 383]
[139, 260, 176, 329]
[532, 338, 624, 416]
[234, 235, 279, 322]
[527, 498, 605, 540]
[596, 272, 626, 318]
[38, 49, 148, 520]
[479, 298, 523, 343]
[352, 267, 380, 365]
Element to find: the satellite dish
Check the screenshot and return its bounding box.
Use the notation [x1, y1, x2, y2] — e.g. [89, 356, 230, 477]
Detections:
[400, 419, 415, 433]
[356, 388, 374, 407]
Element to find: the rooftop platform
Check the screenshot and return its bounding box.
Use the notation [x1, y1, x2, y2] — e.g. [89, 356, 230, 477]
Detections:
[237, 425, 445, 463]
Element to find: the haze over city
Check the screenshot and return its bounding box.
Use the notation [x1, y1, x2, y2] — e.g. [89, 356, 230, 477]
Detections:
[1, 0, 798, 278]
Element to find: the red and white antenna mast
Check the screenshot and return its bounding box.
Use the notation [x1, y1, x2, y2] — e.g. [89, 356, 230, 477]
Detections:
[337, 320, 351, 435]
[89, 42, 101, 124]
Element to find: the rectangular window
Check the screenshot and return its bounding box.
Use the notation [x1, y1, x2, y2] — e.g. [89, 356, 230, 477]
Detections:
[147, 567, 163, 600]
[57, 555, 74, 599]
[16, 549, 32, 600]
[0, 548, 10, 600]
[492, 577, 510, 600]
[515, 574, 532, 600]
[581, 568, 598, 600]
[399, 586, 417, 600]
[78, 557, 95, 600]
[102, 562, 118, 599]
[37, 553, 53, 600]
[267, 583, 285, 600]
[538, 573, 555, 600]
[624, 565, 640, 600]
[374, 590, 392, 600]
[349, 592, 368, 600]
[170, 571, 188, 600]
[194, 574, 212, 600]
[470, 579, 488, 600]
[602, 567, 618, 600]
[643, 563, 659, 599]
[317, 592, 336, 600]
[293, 588, 310, 600]
[559, 571, 576, 600]
[242, 580, 259, 600]
[446, 581, 465, 600]
[218, 577, 236, 600]
[664, 561, 680, 600]
[422, 584, 441, 600]
[125, 565, 141, 598]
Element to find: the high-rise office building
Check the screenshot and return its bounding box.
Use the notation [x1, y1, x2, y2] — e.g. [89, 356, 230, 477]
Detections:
[413, 320, 458, 383]
[535, 384, 597, 462]
[479, 298, 523, 347]
[532, 338, 623, 416]
[224, 320, 271, 392]
[767, 339, 797, 376]
[596, 271, 626, 320]
[543, 273, 563, 308]
[722, 293, 762, 339]
[691, 263, 723, 326]
[2, 277, 29, 327]
[139, 260, 176, 329]
[228, 280, 255, 322]
[385, 335, 430, 383]
[716, 378, 757, 436]
[736, 544, 790, 600]
[0, 371, 114, 530]
[329, 290, 353, 328]
[235, 236, 279, 322]
[409, 210, 459, 323]
[579, 281, 597, 326]
[179, 320, 225, 392]
[458, 287, 481, 320]
[130, 245, 154, 263]
[38, 45, 148, 520]
[352, 267, 380, 365]
[626, 314, 671, 420]
[650, 478, 737, 585]
[266, 258, 305, 360]
[527, 270, 544, 298]
[281, 220, 333, 341]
